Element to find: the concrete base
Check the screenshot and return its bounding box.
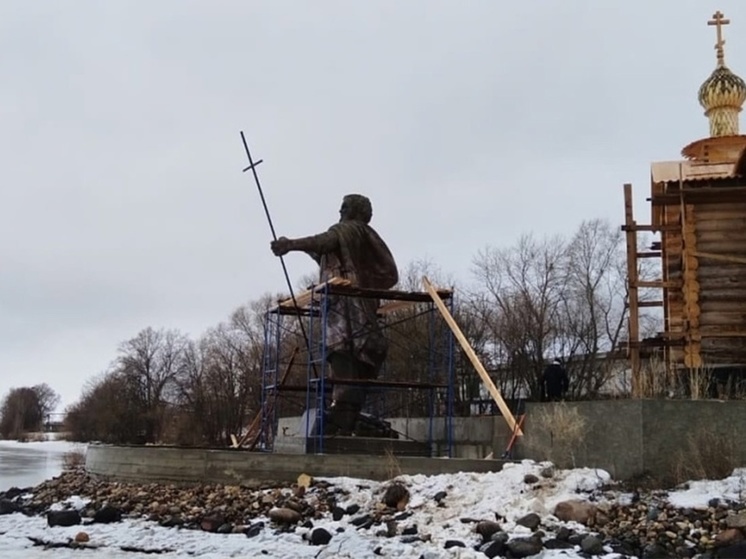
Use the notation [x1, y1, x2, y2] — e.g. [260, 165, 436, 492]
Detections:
[85, 444, 507, 486]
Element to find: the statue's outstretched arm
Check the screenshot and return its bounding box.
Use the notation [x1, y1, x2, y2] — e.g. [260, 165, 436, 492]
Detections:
[271, 230, 338, 258]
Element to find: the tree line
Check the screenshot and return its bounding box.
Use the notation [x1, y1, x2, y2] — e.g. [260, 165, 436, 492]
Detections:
[2, 218, 654, 445]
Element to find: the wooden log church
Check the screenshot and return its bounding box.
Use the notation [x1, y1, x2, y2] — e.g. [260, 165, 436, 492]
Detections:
[625, 11, 746, 390]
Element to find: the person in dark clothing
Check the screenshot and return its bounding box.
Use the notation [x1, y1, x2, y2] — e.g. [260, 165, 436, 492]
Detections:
[542, 359, 569, 401]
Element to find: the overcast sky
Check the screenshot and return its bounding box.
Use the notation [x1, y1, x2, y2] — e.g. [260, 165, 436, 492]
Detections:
[2, 1, 745, 410]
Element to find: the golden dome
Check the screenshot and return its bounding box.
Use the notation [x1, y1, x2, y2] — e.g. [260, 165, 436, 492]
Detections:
[698, 11, 745, 137]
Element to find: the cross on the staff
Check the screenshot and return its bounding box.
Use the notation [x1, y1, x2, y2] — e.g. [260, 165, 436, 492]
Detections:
[708, 10, 730, 63]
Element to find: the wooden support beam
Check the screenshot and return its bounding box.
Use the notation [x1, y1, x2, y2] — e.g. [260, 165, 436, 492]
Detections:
[638, 300, 664, 307]
[423, 276, 522, 436]
[636, 280, 682, 289]
[637, 251, 662, 258]
[377, 300, 417, 315]
[621, 224, 680, 232]
[691, 251, 746, 266]
[623, 183, 641, 396]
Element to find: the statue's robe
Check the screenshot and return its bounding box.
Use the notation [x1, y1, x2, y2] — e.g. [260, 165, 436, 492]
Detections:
[300, 220, 398, 431]
[304, 220, 398, 370]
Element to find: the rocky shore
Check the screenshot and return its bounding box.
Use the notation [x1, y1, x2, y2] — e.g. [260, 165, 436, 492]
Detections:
[1, 467, 746, 558]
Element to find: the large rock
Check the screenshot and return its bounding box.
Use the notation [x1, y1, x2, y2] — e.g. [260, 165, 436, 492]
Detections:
[382, 482, 409, 510]
[553, 499, 597, 525]
[268, 507, 301, 524]
[715, 528, 744, 548]
[476, 520, 502, 540]
[506, 537, 543, 558]
[725, 512, 746, 529]
[47, 510, 81, 527]
[93, 505, 122, 524]
[0, 499, 18, 515]
[516, 513, 541, 531]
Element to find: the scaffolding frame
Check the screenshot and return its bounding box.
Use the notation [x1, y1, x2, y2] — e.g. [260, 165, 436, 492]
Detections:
[257, 278, 457, 456]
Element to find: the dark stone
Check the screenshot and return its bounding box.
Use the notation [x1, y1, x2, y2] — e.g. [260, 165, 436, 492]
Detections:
[568, 533, 584, 546]
[310, 527, 333, 546]
[332, 506, 345, 521]
[491, 531, 509, 544]
[160, 515, 183, 528]
[374, 547, 383, 556]
[93, 505, 122, 524]
[444, 540, 465, 549]
[580, 535, 604, 555]
[708, 498, 720, 508]
[335, 527, 345, 533]
[433, 491, 447, 503]
[675, 546, 695, 558]
[642, 543, 670, 559]
[0, 499, 18, 515]
[556, 526, 572, 541]
[3, 487, 25, 500]
[646, 507, 660, 521]
[610, 539, 638, 556]
[515, 512, 541, 531]
[476, 520, 501, 540]
[460, 517, 480, 524]
[302, 519, 314, 529]
[479, 540, 505, 558]
[401, 525, 418, 536]
[400, 535, 420, 544]
[245, 523, 263, 538]
[394, 511, 412, 521]
[506, 537, 543, 558]
[717, 543, 746, 559]
[544, 538, 574, 550]
[385, 520, 397, 537]
[217, 523, 233, 534]
[351, 514, 373, 527]
[346, 504, 361, 515]
[47, 510, 81, 527]
[200, 515, 225, 532]
[523, 474, 540, 484]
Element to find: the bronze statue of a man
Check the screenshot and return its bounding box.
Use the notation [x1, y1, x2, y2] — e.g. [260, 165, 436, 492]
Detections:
[271, 194, 398, 435]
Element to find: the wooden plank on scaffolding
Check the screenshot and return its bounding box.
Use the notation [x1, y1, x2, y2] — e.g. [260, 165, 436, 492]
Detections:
[277, 277, 351, 310]
[422, 276, 522, 436]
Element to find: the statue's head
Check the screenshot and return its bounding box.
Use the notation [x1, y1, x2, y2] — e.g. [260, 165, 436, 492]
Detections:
[339, 194, 372, 224]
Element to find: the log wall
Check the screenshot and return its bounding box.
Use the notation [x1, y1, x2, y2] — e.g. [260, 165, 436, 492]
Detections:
[662, 198, 746, 367]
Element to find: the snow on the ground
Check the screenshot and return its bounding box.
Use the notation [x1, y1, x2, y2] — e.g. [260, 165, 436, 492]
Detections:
[1, 460, 744, 559]
[0, 460, 615, 559]
[667, 467, 746, 509]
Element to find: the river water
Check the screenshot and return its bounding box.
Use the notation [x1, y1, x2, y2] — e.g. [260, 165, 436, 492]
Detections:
[0, 439, 85, 491]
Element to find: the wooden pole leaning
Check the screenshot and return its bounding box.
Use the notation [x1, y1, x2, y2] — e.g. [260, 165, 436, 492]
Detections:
[422, 276, 523, 437]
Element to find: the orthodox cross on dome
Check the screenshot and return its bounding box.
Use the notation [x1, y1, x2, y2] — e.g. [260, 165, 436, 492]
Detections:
[708, 10, 730, 66]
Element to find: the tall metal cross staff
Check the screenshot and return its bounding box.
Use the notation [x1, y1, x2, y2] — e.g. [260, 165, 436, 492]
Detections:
[239, 131, 318, 378]
[708, 10, 730, 66]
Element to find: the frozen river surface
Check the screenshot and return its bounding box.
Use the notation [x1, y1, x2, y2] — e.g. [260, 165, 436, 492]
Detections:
[0, 439, 85, 491]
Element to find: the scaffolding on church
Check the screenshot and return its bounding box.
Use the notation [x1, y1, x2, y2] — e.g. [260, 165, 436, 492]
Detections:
[255, 277, 457, 456]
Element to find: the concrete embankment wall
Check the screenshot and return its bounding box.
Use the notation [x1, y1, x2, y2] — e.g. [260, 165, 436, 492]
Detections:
[278, 400, 746, 480]
[85, 400, 746, 484]
[85, 445, 507, 486]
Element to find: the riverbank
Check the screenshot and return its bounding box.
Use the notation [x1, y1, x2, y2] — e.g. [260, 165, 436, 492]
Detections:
[1, 460, 746, 558]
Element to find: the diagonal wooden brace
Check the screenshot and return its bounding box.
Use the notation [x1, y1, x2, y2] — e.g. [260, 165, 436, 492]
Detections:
[423, 276, 523, 437]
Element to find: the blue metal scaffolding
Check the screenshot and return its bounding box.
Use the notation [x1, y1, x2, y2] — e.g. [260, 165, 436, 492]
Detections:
[257, 279, 457, 456]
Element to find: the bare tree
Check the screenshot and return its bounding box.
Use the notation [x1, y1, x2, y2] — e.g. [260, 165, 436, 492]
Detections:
[472, 233, 568, 400]
[0, 384, 60, 438]
[116, 327, 189, 443]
